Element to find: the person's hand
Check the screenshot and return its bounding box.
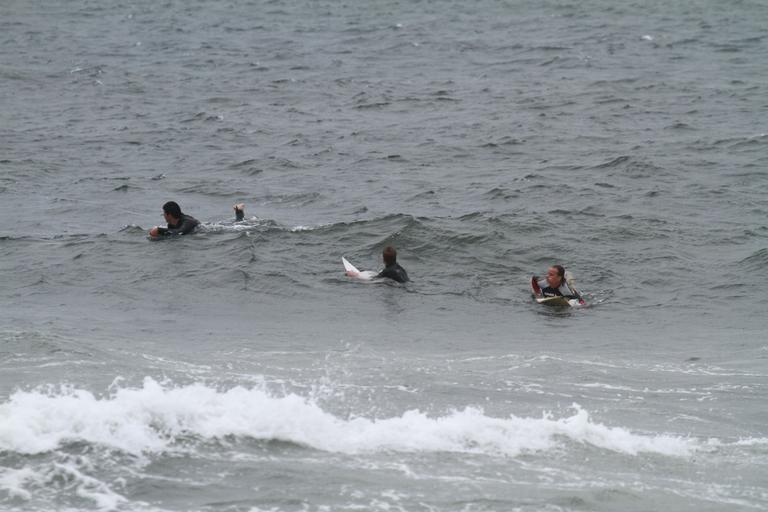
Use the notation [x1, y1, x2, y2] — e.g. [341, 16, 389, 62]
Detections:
[149, 226, 160, 237]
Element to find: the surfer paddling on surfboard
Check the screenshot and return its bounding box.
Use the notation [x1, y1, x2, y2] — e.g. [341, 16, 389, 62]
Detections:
[149, 201, 200, 238]
[343, 246, 409, 283]
[148, 201, 247, 238]
[532, 265, 584, 305]
[377, 246, 409, 283]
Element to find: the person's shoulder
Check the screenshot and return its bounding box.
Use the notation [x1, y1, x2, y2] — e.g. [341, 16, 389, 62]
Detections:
[377, 265, 408, 283]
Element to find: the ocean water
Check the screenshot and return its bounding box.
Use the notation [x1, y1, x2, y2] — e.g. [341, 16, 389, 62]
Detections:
[1, 0, 767, 510]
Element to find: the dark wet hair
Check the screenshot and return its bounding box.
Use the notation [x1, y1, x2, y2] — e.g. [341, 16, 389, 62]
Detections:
[163, 201, 182, 219]
[552, 265, 565, 278]
[383, 246, 397, 266]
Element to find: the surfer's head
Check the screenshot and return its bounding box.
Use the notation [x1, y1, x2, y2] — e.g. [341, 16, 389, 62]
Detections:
[382, 246, 397, 266]
[547, 265, 565, 287]
[162, 201, 182, 222]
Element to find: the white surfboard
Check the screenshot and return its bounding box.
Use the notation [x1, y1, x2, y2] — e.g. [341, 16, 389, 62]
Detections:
[535, 295, 581, 307]
[343, 257, 378, 281]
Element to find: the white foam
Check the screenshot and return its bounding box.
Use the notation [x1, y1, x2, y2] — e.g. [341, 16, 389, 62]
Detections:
[196, 220, 327, 234]
[56, 461, 127, 510]
[198, 218, 265, 233]
[0, 467, 35, 500]
[290, 223, 331, 232]
[0, 461, 128, 510]
[705, 437, 768, 448]
[0, 378, 697, 458]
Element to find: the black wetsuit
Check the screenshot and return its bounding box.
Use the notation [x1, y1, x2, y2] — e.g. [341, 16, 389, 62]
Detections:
[378, 263, 409, 283]
[157, 213, 200, 236]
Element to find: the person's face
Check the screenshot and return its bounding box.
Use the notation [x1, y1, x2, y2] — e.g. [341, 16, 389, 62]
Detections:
[546, 267, 562, 287]
[163, 210, 176, 224]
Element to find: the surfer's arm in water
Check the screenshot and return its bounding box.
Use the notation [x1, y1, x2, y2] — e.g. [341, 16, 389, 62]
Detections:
[558, 281, 584, 302]
[561, 276, 583, 301]
[564, 285, 583, 301]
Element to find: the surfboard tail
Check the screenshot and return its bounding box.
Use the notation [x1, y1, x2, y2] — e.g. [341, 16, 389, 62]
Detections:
[342, 257, 360, 274]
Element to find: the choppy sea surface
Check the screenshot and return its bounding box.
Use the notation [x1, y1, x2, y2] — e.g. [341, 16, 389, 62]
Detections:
[2, 1, 767, 510]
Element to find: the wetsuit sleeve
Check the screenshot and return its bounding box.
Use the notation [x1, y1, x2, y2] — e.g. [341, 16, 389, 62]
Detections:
[561, 283, 582, 300]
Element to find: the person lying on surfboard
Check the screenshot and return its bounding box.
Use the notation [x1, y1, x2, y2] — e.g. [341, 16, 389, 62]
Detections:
[148, 201, 200, 238]
[149, 202, 246, 238]
[532, 265, 583, 303]
[377, 246, 409, 283]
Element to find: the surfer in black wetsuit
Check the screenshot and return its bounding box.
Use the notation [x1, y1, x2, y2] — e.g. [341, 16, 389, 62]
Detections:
[234, 203, 245, 221]
[149, 201, 200, 238]
[534, 265, 582, 300]
[377, 246, 409, 283]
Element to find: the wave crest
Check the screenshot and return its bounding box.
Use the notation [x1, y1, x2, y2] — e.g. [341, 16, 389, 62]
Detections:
[0, 378, 697, 458]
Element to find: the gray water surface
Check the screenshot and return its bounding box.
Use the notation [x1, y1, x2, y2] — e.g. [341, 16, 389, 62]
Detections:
[1, 1, 767, 510]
